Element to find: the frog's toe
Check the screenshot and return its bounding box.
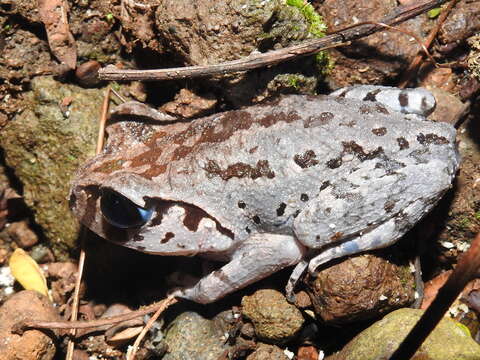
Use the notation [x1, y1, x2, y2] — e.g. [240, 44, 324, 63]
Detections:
[285, 260, 309, 303]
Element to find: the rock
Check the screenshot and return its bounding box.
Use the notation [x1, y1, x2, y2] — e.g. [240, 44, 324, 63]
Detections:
[246, 343, 289, 360]
[162, 311, 232, 360]
[297, 345, 319, 360]
[306, 254, 415, 324]
[327, 308, 480, 360]
[154, 0, 329, 106]
[0, 76, 104, 258]
[6, 221, 39, 248]
[0, 290, 60, 360]
[75, 60, 101, 88]
[160, 88, 217, 119]
[241, 289, 304, 343]
[44, 262, 79, 305]
[426, 87, 469, 126]
[317, 0, 429, 87]
[438, 1, 480, 44]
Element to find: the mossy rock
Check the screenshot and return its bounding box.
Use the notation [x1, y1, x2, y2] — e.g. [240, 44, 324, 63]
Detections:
[328, 308, 480, 360]
[0, 76, 104, 259]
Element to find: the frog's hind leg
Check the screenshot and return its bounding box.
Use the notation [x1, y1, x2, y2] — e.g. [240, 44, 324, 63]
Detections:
[308, 217, 400, 275]
[171, 233, 306, 304]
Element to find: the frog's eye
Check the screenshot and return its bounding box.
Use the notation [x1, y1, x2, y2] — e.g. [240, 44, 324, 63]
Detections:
[100, 189, 153, 228]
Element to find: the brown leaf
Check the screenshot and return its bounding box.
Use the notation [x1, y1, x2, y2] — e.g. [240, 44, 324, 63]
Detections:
[38, 0, 77, 69]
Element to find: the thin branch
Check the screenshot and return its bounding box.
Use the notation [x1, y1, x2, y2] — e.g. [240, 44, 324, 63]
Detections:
[398, 0, 460, 87]
[65, 230, 87, 360]
[13, 297, 178, 335]
[65, 88, 113, 360]
[126, 296, 175, 360]
[96, 87, 111, 153]
[389, 232, 480, 360]
[98, 0, 451, 82]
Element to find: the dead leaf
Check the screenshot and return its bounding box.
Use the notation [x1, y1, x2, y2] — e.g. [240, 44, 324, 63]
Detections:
[8, 248, 51, 300]
[38, 0, 77, 69]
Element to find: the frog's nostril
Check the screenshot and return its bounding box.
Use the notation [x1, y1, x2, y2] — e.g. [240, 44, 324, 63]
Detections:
[100, 188, 153, 228]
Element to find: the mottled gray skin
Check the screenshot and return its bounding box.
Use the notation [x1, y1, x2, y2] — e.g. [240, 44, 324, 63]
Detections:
[70, 89, 459, 303]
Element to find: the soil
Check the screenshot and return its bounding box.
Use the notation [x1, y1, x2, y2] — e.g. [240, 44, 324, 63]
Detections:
[0, 0, 480, 359]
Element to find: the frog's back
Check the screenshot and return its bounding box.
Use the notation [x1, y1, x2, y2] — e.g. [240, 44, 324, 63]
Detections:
[144, 95, 458, 241]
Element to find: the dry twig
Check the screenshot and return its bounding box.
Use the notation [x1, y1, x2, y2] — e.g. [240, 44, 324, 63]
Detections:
[65, 87, 112, 360]
[13, 297, 178, 335]
[98, 0, 451, 82]
[398, 0, 460, 87]
[126, 296, 176, 360]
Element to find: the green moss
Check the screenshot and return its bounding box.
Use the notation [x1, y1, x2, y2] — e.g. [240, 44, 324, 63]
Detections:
[286, 0, 327, 37]
[0, 77, 104, 259]
[459, 217, 471, 230]
[105, 13, 114, 22]
[285, 0, 331, 74]
[427, 7, 442, 18]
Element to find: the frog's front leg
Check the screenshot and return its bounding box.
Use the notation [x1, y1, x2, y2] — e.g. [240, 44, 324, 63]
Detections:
[171, 233, 306, 304]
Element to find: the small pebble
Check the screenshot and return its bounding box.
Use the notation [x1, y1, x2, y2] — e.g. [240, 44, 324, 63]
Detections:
[75, 60, 101, 87]
[241, 289, 304, 344]
[6, 221, 38, 248]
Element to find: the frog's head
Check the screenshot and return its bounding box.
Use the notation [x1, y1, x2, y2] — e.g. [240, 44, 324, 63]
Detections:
[70, 168, 234, 256]
[70, 101, 235, 256]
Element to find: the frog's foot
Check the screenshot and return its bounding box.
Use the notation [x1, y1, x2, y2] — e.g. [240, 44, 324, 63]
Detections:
[308, 217, 401, 275]
[285, 260, 309, 303]
[330, 85, 436, 117]
[172, 233, 306, 304]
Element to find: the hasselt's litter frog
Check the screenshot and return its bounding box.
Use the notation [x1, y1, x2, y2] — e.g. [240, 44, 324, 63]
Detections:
[70, 86, 459, 304]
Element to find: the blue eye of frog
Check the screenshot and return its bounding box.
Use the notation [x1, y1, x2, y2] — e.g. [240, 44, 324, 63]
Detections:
[100, 189, 153, 228]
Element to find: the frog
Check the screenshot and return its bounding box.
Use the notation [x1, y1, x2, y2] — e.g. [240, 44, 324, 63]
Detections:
[69, 85, 459, 304]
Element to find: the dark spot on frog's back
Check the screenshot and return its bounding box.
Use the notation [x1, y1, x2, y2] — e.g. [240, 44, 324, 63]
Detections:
[398, 91, 409, 107]
[363, 89, 381, 101]
[276, 203, 287, 216]
[375, 104, 389, 114]
[417, 133, 450, 145]
[320, 181, 330, 191]
[372, 127, 387, 136]
[384, 200, 395, 213]
[203, 159, 275, 180]
[258, 111, 301, 127]
[161, 232, 175, 243]
[342, 141, 384, 161]
[326, 157, 342, 169]
[303, 112, 334, 128]
[294, 150, 319, 168]
[397, 137, 409, 150]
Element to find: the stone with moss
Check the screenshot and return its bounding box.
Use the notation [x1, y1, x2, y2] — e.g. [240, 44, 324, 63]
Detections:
[0, 77, 104, 259]
[155, 0, 330, 105]
[328, 308, 480, 360]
